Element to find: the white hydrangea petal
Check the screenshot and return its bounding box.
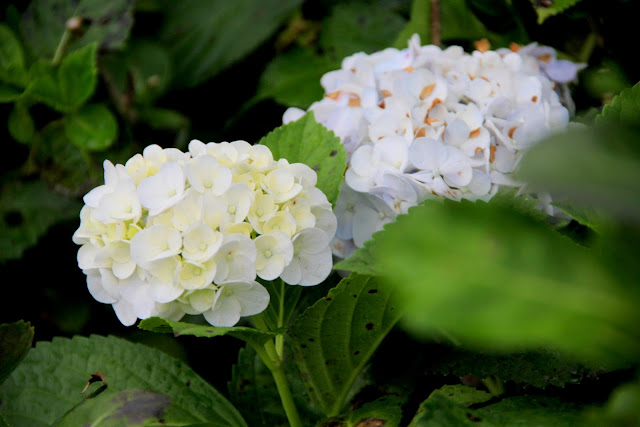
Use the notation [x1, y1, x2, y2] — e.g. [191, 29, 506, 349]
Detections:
[297, 247, 333, 286]
[112, 298, 138, 326]
[205, 287, 242, 327]
[137, 162, 186, 215]
[130, 225, 182, 265]
[86, 270, 117, 304]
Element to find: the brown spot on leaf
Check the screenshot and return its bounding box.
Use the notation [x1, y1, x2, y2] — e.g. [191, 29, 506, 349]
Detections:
[82, 371, 107, 393]
[355, 418, 386, 427]
[366, 323, 374, 330]
[330, 150, 338, 157]
[368, 289, 378, 294]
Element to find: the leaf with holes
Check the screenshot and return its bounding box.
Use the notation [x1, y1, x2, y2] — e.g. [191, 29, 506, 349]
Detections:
[408, 384, 591, 426]
[0, 335, 246, 426]
[289, 274, 402, 416]
[0, 321, 34, 385]
[138, 317, 279, 349]
[56, 389, 171, 426]
[21, 0, 133, 59]
[258, 113, 346, 207]
[0, 178, 82, 262]
[321, 395, 405, 427]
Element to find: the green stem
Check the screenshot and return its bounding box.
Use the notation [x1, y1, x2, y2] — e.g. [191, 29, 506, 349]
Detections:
[578, 32, 597, 64]
[275, 280, 286, 358]
[249, 342, 303, 427]
[52, 28, 71, 65]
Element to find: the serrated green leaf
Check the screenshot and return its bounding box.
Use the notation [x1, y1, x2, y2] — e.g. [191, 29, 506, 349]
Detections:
[138, 317, 278, 348]
[394, 0, 430, 48]
[0, 178, 82, 262]
[8, 102, 35, 144]
[57, 389, 171, 426]
[28, 42, 97, 112]
[0, 83, 22, 102]
[532, 0, 583, 23]
[427, 345, 606, 389]
[409, 384, 591, 426]
[321, 3, 407, 61]
[253, 48, 336, 109]
[0, 24, 28, 87]
[65, 104, 118, 151]
[21, 0, 134, 60]
[551, 200, 613, 234]
[596, 81, 640, 128]
[333, 236, 379, 276]
[517, 126, 640, 224]
[289, 274, 402, 416]
[159, 0, 303, 88]
[376, 198, 640, 365]
[258, 113, 346, 207]
[323, 395, 405, 427]
[0, 321, 34, 385]
[0, 335, 246, 426]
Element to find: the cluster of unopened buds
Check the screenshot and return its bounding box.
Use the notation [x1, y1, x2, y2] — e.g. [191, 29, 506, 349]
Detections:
[73, 141, 337, 327]
[284, 35, 585, 259]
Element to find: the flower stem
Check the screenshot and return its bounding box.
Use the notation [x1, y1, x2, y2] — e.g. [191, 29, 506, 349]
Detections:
[52, 28, 71, 65]
[250, 342, 303, 427]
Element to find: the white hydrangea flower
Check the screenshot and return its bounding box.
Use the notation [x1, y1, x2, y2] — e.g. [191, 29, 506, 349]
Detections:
[285, 34, 582, 257]
[74, 141, 337, 327]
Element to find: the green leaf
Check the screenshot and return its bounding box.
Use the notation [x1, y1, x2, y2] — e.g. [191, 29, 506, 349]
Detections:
[322, 395, 405, 427]
[439, 0, 495, 43]
[258, 113, 346, 207]
[257, 279, 303, 332]
[138, 317, 278, 348]
[228, 345, 288, 426]
[21, 0, 134, 60]
[0, 321, 34, 385]
[28, 42, 97, 112]
[35, 122, 103, 196]
[426, 345, 606, 389]
[138, 107, 189, 131]
[585, 380, 640, 425]
[65, 104, 118, 151]
[0, 83, 22, 102]
[159, 0, 303, 88]
[394, 0, 430, 48]
[596, 81, 640, 128]
[289, 274, 402, 416]
[409, 384, 591, 426]
[0, 335, 246, 426]
[253, 48, 336, 109]
[375, 199, 640, 365]
[0, 24, 28, 87]
[333, 237, 379, 276]
[531, 0, 583, 24]
[0, 178, 82, 262]
[8, 102, 35, 144]
[56, 389, 171, 426]
[551, 200, 613, 234]
[516, 126, 640, 224]
[321, 3, 407, 61]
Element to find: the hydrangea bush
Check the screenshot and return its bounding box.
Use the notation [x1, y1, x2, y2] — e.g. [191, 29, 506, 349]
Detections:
[285, 35, 585, 258]
[73, 141, 336, 327]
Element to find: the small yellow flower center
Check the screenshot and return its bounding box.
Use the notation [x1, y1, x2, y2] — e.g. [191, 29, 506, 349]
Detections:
[203, 180, 213, 189]
[264, 250, 273, 258]
[256, 208, 264, 216]
[199, 243, 208, 251]
[193, 267, 202, 276]
[228, 206, 236, 214]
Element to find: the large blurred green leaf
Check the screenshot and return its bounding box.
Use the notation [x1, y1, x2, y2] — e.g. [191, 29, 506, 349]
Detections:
[408, 384, 591, 426]
[374, 199, 640, 365]
[28, 42, 97, 113]
[0, 24, 28, 87]
[0, 321, 34, 385]
[21, 0, 134, 60]
[0, 84, 22, 103]
[65, 103, 118, 151]
[258, 113, 346, 207]
[289, 274, 402, 416]
[56, 389, 171, 426]
[253, 48, 335, 109]
[160, 0, 303, 88]
[585, 380, 640, 425]
[138, 316, 278, 348]
[517, 126, 640, 224]
[0, 178, 81, 262]
[320, 2, 407, 61]
[0, 335, 246, 426]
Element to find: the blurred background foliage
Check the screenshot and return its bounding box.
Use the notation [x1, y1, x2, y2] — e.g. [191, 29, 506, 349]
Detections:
[1, 0, 639, 424]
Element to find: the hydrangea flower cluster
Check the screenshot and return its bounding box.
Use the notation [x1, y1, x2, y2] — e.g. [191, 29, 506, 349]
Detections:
[284, 35, 583, 259]
[73, 141, 337, 327]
